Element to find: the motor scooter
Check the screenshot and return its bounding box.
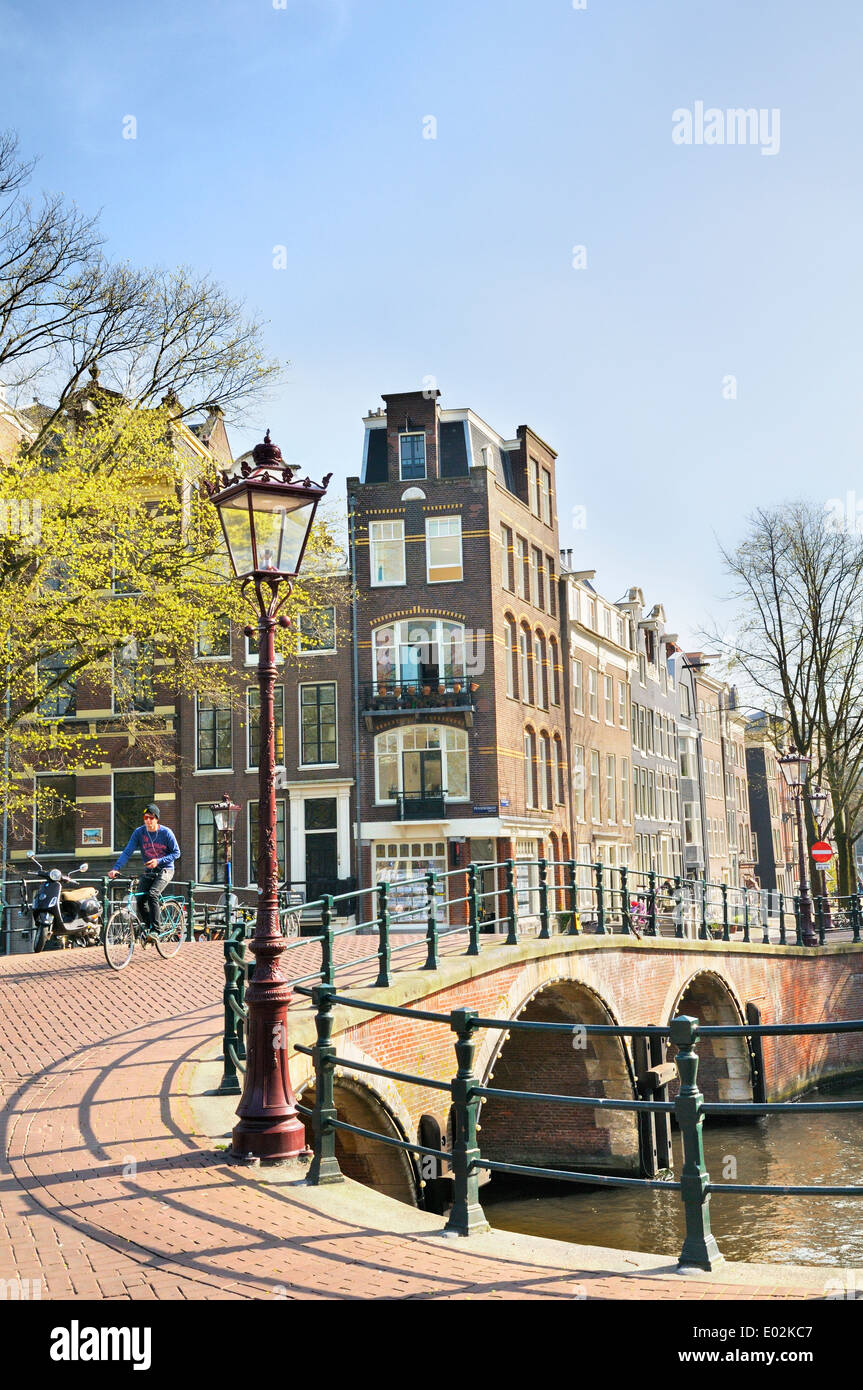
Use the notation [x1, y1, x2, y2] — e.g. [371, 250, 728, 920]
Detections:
[25, 853, 102, 952]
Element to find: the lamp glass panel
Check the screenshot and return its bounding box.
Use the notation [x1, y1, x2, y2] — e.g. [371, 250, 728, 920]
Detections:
[249, 490, 315, 575]
[219, 496, 254, 576]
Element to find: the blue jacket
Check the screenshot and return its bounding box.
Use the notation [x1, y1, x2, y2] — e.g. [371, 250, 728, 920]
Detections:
[114, 825, 181, 873]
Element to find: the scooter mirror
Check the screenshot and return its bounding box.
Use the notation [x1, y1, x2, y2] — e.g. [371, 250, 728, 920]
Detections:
[79, 863, 88, 872]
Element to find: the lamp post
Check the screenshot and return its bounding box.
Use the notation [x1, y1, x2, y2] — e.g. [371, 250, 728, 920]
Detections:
[777, 749, 818, 947]
[206, 431, 330, 1160]
[212, 793, 241, 1095]
[809, 784, 831, 931]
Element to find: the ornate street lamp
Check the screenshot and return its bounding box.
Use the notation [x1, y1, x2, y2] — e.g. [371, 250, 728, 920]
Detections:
[777, 749, 817, 946]
[809, 784, 831, 931]
[211, 793, 242, 1096]
[205, 432, 331, 1160]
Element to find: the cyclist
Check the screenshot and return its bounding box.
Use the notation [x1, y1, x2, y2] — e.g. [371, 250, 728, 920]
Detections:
[108, 803, 181, 937]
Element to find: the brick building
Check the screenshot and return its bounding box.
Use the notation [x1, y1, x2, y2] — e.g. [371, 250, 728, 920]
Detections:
[347, 389, 570, 925]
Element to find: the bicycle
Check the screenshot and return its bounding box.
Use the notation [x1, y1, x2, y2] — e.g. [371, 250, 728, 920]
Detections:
[102, 883, 186, 971]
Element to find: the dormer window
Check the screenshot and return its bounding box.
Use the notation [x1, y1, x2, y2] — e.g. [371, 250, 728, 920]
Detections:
[399, 432, 426, 480]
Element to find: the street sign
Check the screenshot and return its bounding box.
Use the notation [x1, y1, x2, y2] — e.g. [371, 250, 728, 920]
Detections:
[811, 841, 833, 865]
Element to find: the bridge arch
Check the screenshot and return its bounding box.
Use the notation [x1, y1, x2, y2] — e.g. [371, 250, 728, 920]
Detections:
[667, 969, 755, 1108]
[298, 1076, 419, 1207]
[479, 976, 640, 1176]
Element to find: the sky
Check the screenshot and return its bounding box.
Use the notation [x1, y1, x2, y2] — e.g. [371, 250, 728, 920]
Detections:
[2, 0, 862, 649]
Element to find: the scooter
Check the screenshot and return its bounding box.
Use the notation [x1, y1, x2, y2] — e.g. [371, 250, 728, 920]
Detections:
[25, 854, 102, 952]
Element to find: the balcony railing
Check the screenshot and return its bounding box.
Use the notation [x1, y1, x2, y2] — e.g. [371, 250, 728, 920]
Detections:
[361, 678, 478, 726]
[388, 789, 448, 821]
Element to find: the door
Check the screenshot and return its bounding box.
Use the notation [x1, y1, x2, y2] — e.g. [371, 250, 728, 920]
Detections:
[402, 749, 443, 814]
[305, 833, 338, 901]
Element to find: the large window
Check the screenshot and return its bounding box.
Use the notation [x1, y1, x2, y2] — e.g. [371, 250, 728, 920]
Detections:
[113, 639, 155, 714]
[374, 725, 469, 803]
[196, 804, 227, 884]
[588, 668, 598, 720]
[574, 745, 585, 820]
[426, 517, 463, 583]
[369, 520, 405, 586]
[501, 525, 514, 591]
[517, 536, 529, 599]
[606, 754, 616, 822]
[604, 674, 614, 724]
[549, 636, 560, 706]
[248, 799, 287, 884]
[541, 468, 553, 525]
[519, 625, 533, 704]
[195, 619, 231, 659]
[298, 606, 336, 653]
[504, 616, 518, 698]
[553, 736, 565, 803]
[535, 632, 548, 709]
[530, 459, 541, 516]
[531, 546, 543, 609]
[36, 650, 77, 718]
[621, 757, 630, 822]
[300, 683, 337, 766]
[113, 770, 155, 851]
[573, 659, 583, 714]
[247, 687, 285, 769]
[590, 750, 601, 821]
[524, 729, 537, 808]
[196, 697, 232, 771]
[373, 618, 467, 686]
[539, 732, 552, 810]
[35, 774, 76, 855]
[399, 432, 426, 480]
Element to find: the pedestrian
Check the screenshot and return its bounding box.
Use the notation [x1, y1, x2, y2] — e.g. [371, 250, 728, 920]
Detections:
[108, 804, 181, 936]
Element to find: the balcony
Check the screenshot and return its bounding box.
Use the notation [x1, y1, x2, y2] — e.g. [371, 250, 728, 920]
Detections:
[361, 678, 478, 729]
[389, 789, 449, 822]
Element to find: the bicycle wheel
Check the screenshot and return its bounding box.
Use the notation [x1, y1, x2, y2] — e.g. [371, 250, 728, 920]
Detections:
[155, 902, 185, 959]
[281, 910, 300, 939]
[103, 910, 135, 971]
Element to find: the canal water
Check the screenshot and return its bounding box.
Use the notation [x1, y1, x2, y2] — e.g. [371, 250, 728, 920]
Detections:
[482, 1078, 863, 1266]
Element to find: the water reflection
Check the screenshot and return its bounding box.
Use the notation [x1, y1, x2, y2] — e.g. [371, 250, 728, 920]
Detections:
[483, 1079, 863, 1265]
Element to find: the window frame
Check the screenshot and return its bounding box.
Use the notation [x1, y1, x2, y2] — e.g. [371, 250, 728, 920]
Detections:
[425, 515, 464, 584]
[399, 431, 427, 481]
[299, 681, 338, 768]
[369, 518, 406, 587]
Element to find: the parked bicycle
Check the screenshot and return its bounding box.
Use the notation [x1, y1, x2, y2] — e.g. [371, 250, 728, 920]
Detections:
[102, 882, 186, 971]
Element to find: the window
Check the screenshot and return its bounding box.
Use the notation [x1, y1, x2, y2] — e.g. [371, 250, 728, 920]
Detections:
[638, 653, 647, 686]
[247, 686, 285, 769]
[541, 468, 552, 525]
[301, 683, 337, 765]
[588, 668, 598, 720]
[399, 432, 426, 480]
[549, 636, 560, 706]
[36, 650, 77, 718]
[501, 525, 514, 591]
[583, 594, 596, 630]
[373, 618, 466, 686]
[531, 547, 544, 609]
[573, 659, 583, 714]
[524, 729, 537, 807]
[632, 701, 640, 750]
[617, 680, 627, 728]
[196, 697, 232, 771]
[374, 725, 469, 803]
[530, 458, 541, 516]
[113, 639, 154, 714]
[113, 770, 155, 851]
[196, 804, 226, 884]
[590, 750, 601, 821]
[370, 520, 405, 586]
[35, 774, 76, 854]
[539, 733, 552, 810]
[535, 633, 548, 709]
[606, 754, 616, 822]
[519, 625, 533, 703]
[621, 757, 630, 822]
[426, 516, 463, 583]
[517, 536, 529, 599]
[574, 745, 585, 820]
[298, 606, 336, 653]
[195, 619, 231, 659]
[684, 802, 698, 845]
[249, 799, 287, 883]
[604, 674, 614, 724]
[505, 616, 518, 698]
[553, 736, 565, 803]
[547, 556, 557, 616]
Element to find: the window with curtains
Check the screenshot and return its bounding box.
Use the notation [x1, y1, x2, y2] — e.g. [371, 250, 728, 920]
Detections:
[426, 516, 463, 583]
[369, 520, 406, 586]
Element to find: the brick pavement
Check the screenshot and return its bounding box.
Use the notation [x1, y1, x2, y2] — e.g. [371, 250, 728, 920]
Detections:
[0, 941, 831, 1301]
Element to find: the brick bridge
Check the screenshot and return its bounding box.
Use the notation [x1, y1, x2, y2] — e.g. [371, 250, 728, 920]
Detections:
[286, 935, 863, 1205]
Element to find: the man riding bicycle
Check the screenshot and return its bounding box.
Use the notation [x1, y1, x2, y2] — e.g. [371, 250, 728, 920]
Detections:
[108, 804, 181, 936]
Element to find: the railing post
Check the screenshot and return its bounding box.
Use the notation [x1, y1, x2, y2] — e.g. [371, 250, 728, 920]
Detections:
[185, 879, 196, 943]
[538, 857, 550, 939]
[721, 883, 729, 942]
[594, 862, 606, 934]
[647, 869, 657, 936]
[742, 888, 751, 943]
[674, 874, 684, 939]
[443, 1007, 489, 1236]
[375, 880, 392, 987]
[100, 875, 111, 934]
[699, 880, 708, 940]
[567, 859, 580, 934]
[320, 894, 335, 987]
[217, 879, 243, 1095]
[467, 863, 480, 956]
[793, 895, 803, 947]
[423, 870, 439, 970]
[778, 891, 787, 946]
[307, 984, 344, 1185]
[853, 893, 862, 945]
[235, 926, 248, 1061]
[761, 888, 770, 945]
[620, 865, 631, 935]
[505, 858, 518, 945]
[815, 896, 826, 946]
[670, 1014, 723, 1271]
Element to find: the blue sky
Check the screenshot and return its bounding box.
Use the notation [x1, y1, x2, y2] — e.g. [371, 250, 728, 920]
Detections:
[3, 0, 862, 646]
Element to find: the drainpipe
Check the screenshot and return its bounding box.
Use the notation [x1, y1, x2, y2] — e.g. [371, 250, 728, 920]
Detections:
[348, 494, 364, 900]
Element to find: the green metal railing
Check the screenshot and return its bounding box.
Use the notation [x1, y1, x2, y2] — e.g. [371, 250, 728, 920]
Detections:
[296, 985, 863, 1268]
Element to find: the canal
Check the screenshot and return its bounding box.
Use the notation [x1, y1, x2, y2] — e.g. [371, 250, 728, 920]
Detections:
[482, 1078, 863, 1265]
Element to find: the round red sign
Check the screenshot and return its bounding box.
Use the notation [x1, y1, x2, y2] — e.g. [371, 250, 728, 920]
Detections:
[811, 841, 833, 865]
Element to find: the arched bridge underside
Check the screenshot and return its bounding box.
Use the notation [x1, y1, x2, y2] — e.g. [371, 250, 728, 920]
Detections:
[292, 935, 863, 1207]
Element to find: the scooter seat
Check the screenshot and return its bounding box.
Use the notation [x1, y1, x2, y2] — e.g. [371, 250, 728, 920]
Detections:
[62, 886, 94, 903]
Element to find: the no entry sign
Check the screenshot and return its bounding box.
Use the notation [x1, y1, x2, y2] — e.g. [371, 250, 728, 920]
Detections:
[811, 841, 833, 865]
